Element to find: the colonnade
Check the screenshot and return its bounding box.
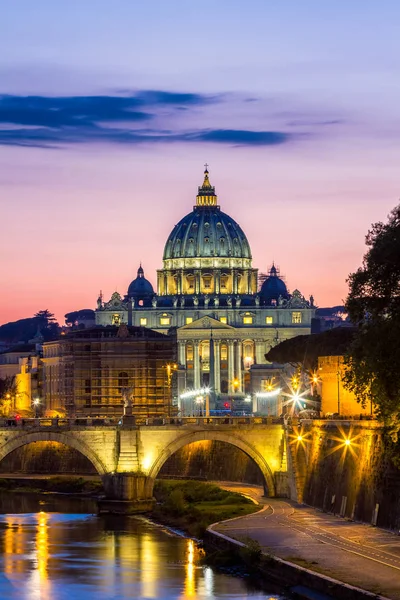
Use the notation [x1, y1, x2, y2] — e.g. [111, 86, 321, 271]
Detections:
[178, 338, 249, 394]
[157, 268, 256, 296]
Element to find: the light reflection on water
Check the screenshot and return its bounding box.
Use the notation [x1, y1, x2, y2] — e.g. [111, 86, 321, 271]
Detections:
[0, 495, 286, 600]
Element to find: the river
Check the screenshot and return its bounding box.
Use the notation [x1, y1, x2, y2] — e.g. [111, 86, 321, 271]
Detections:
[0, 493, 287, 600]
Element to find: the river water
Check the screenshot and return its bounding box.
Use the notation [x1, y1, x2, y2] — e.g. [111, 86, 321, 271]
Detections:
[0, 493, 287, 600]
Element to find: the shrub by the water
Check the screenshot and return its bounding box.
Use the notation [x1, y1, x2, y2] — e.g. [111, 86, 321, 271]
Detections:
[152, 480, 259, 537]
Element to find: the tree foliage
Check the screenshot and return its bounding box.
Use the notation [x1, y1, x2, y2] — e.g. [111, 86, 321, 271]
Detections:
[265, 327, 355, 371]
[343, 204, 400, 429]
[0, 310, 60, 344]
[65, 309, 95, 327]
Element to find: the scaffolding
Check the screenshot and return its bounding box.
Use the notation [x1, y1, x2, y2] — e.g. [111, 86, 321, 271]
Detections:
[43, 326, 177, 417]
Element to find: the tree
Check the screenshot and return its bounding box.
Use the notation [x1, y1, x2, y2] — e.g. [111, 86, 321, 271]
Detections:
[343, 204, 400, 429]
[34, 310, 56, 326]
[265, 328, 355, 371]
[0, 376, 18, 416]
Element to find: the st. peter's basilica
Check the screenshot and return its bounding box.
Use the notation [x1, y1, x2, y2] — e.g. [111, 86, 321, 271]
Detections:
[95, 168, 315, 414]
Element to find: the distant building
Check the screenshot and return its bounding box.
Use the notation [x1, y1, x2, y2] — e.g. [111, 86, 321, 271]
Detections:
[0, 344, 42, 414]
[318, 355, 371, 417]
[312, 306, 351, 334]
[95, 168, 316, 411]
[42, 324, 177, 417]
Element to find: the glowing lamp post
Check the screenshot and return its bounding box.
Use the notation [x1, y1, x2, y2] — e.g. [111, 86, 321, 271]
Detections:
[33, 398, 40, 418]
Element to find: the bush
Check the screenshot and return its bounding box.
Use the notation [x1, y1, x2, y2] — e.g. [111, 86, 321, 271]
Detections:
[165, 488, 186, 515]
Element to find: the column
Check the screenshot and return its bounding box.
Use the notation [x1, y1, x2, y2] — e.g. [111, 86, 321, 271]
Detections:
[194, 341, 201, 389]
[233, 270, 238, 294]
[178, 341, 186, 367]
[215, 270, 220, 295]
[195, 270, 200, 295]
[228, 340, 235, 393]
[255, 339, 265, 364]
[181, 271, 185, 295]
[235, 340, 243, 393]
[214, 340, 221, 393]
[163, 273, 168, 295]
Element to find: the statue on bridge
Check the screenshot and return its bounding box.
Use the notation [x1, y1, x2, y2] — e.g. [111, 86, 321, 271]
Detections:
[121, 388, 135, 424]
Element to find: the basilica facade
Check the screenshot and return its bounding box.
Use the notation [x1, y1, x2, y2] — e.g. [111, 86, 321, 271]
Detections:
[95, 168, 315, 413]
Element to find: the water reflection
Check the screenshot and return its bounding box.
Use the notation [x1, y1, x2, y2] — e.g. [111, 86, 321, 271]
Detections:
[0, 494, 286, 600]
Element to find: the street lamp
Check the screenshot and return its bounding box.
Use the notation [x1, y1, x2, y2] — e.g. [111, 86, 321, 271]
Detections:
[33, 398, 40, 418]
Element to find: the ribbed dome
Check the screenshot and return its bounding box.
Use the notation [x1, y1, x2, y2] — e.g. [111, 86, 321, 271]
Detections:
[163, 168, 252, 261]
[163, 207, 251, 260]
[127, 266, 154, 298]
[260, 265, 289, 303]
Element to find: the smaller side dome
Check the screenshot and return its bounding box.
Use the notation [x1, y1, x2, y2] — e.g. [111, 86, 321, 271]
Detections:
[127, 265, 154, 298]
[260, 264, 289, 304]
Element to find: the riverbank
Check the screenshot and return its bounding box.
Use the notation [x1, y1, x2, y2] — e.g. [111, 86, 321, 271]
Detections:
[211, 497, 400, 600]
[0, 475, 102, 496]
[152, 479, 259, 538]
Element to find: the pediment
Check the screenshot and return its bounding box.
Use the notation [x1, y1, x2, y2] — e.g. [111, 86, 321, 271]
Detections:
[179, 315, 234, 331]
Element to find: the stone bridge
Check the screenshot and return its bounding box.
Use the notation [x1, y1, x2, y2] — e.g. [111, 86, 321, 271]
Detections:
[0, 417, 288, 509]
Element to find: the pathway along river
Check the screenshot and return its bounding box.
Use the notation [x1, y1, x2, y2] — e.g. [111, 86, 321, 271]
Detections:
[0, 492, 287, 600]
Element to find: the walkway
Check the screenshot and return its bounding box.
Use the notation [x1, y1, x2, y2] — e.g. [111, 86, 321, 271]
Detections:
[214, 484, 400, 600]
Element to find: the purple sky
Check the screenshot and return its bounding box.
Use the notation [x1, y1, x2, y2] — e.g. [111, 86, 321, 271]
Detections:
[1, 1, 400, 324]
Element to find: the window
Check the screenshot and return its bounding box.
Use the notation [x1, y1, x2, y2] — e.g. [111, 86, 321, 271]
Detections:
[112, 313, 121, 326]
[292, 312, 302, 324]
[185, 317, 193, 325]
[140, 318, 147, 326]
[160, 314, 171, 326]
[243, 316, 253, 325]
[266, 316, 273, 325]
[203, 276, 212, 290]
[220, 316, 227, 324]
[220, 344, 228, 360]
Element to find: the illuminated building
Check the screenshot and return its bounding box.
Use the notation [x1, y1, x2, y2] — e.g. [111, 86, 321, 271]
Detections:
[42, 325, 176, 416]
[0, 339, 43, 415]
[95, 168, 315, 413]
[318, 355, 372, 417]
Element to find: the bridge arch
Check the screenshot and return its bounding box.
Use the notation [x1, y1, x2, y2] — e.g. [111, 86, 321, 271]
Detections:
[147, 430, 276, 496]
[0, 431, 108, 475]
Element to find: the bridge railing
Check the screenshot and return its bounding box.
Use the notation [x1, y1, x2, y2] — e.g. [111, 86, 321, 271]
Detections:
[0, 416, 284, 429]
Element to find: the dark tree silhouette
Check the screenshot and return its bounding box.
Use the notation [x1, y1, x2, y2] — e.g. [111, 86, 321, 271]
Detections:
[343, 204, 400, 430]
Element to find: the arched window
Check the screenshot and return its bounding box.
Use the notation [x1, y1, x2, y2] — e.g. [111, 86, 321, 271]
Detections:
[243, 341, 254, 370]
[118, 371, 129, 391]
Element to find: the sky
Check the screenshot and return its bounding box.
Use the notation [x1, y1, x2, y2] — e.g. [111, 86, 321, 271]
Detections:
[1, 0, 400, 325]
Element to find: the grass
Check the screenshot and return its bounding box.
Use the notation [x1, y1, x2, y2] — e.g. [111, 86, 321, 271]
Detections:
[152, 479, 260, 538]
[0, 476, 103, 496]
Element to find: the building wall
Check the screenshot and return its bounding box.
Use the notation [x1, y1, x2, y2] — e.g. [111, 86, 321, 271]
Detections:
[297, 421, 400, 530]
[318, 356, 370, 416]
[42, 329, 176, 417]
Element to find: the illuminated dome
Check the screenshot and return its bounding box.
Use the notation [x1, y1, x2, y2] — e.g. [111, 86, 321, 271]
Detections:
[127, 265, 154, 298]
[260, 265, 289, 303]
[163, 168, 251, 261]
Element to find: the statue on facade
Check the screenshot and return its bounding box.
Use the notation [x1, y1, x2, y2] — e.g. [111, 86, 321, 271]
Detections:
[180, 296, 185, 308]
[193, 296, 199, 307]
[235, 296, 241, 307]
[255, 295, 260, 306]
[97, 291, 103, 309]
[227, 296, 232, 307]
[214, 296, 219, 308]
[173, 296, 178, 308]
[152, 297, 157, 308]
[131, 298, 135, 308]
[309, 295, 314, 308]
[204, 295, 209, 308]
